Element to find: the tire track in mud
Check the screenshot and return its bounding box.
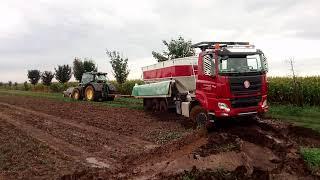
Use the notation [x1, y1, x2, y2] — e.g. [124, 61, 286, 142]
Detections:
[131, 118, 320, 179]
[0, 112, 91, 163]
[0, 102, 154, 148]
[0, 103, 158, 170]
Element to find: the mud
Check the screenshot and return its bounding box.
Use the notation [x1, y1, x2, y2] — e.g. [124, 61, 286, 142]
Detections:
[0, 95, 319, 179]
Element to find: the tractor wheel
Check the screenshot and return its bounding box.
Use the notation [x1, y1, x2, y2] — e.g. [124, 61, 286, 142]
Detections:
[190, 105, 209, 129]
[151, 98, 160, 112]
[143, 99, 152, 111]
[84, 86, 96, 101]
[159, 99, 168, 112]
[107, 96, 115, 101]
[72, 89, 81, 100]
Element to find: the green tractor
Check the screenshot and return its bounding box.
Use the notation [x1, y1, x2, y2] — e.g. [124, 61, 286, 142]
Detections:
[70, 72, 117, 101]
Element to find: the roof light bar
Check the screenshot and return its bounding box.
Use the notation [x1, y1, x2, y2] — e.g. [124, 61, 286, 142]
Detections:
[192, 41, 250, 51]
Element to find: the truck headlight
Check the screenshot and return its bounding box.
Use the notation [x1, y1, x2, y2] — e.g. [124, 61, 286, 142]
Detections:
[218, 102, 230, 112]
[262, 99, 267, 108]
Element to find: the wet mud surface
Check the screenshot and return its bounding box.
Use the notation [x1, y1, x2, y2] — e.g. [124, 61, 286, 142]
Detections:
[0, 95, 319, 179]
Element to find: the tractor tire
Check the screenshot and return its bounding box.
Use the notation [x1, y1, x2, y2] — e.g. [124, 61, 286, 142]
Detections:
[72, 89, 81, 100]
[190, 105, 209, 129]
[143, 98, 152, 111]
[84, 86, 96, 101]
[107, 96, 115, 101]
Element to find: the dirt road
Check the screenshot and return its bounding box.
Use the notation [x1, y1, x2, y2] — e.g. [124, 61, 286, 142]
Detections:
[0, 95, 319, 179]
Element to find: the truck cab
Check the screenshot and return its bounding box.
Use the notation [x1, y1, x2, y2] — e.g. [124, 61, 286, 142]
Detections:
[192, 42, 268, 122]
[132, 41, 269, 128]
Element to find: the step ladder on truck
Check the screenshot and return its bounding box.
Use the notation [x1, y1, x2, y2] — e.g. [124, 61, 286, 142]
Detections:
[132, 41, 269, 128]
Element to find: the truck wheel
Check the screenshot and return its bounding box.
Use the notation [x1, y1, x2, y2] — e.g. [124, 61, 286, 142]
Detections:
[72, 89, 81, 100]
[85, 86, 96, 101]
[152, 98, 159, 112]
[143, 99, 152, 111]
[159, 99, 168, 112]
[190, 105, 208, 129]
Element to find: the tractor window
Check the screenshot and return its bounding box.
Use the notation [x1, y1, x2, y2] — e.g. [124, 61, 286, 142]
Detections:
[96, 74, 107, 81]
[81, 73, 94, 84]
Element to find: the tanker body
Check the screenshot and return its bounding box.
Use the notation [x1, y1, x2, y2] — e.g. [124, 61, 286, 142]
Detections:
[132, 41, 269, 127]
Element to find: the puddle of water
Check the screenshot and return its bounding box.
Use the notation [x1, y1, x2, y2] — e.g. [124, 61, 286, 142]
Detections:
[86, 157, 110, 168]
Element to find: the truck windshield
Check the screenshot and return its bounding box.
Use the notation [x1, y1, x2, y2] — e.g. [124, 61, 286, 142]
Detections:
[219, 54, 265, 74]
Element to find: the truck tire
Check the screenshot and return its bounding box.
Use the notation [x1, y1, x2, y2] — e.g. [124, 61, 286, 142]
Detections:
[72, 89, 81, 100]
[152, 98, 159, 112]
[159, 99, 168, 112]
[190, 105, 208, 129]
[84, 86, 96, 101]
[143, 99, 152, 111]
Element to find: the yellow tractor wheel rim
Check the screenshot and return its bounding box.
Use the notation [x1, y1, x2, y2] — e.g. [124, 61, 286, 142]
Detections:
[74, 92, 79, 99]
[86, 89, 94, 100]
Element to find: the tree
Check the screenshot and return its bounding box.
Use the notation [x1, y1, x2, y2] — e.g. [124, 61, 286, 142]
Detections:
[55, 65, 72, 83]
[27, 70, 41, 86]
[73, 58, 85, 82]
[23, 81, 30, 91]
[287, 57, 303, 107]
[106, 50, 130, 84]
[73, 58, 97, 82]
[41, 71, 54, 86]
[83, 58, 98, 72]
[14, 82, 18, 90]
[8, 81, 12, 87]
[152, 36, 195, 62]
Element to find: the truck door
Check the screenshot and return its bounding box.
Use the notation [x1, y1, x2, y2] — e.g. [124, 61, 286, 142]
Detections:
[196, 53, 217, 110]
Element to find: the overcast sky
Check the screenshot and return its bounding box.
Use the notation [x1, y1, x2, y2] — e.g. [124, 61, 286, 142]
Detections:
[1, 0, 320, 82]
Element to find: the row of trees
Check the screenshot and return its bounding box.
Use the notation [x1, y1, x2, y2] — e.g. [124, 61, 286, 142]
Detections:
[27, 58, 98, 86]
[26, 50, 130, 86]
[5, 36, 192, 88]
[27, 65, 72, 86]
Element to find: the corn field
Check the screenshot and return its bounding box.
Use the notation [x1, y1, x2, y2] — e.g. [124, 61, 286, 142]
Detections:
[268, 76, 320, 106]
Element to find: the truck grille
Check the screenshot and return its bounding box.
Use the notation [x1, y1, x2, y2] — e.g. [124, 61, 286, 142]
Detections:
[231, 96, 261, 108]
[229, 75, 262, 95]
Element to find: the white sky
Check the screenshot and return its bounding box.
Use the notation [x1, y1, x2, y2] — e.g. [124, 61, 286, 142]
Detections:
[0, 0, 320, 82]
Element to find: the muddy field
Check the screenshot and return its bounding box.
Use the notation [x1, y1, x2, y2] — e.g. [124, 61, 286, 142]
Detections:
[0, 95, 319, 179]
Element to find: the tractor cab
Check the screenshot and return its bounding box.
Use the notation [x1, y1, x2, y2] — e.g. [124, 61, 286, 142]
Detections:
[80, 72, 108, 85]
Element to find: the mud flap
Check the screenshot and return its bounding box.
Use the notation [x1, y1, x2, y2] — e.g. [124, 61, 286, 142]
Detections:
[181, 102, 190, 117]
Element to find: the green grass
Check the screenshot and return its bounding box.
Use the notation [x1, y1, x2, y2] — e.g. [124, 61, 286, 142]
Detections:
[267, 104, 320, 132]
[300, 147, 320, 172]
[0, 89, 143, 110]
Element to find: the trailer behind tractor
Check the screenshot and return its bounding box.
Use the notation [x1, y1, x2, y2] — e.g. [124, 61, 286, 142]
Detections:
[132, 41, 269, 127]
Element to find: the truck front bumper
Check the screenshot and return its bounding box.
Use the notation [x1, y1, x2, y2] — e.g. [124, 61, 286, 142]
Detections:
[209, 95, 268, 118]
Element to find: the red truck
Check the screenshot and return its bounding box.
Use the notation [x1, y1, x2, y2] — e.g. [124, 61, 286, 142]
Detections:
[132, 41, 269, 127]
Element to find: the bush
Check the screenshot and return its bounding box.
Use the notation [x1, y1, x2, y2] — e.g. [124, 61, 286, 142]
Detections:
[32, 84, 50, 92]
[49, 83, 68, 93]
[110, 79, 144, 95]
[268, 76, 320, 106]
[23, 81, 31, 91]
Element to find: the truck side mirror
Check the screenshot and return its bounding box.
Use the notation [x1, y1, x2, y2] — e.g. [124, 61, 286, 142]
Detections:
[261, 54, 268, 72]
[203, 54, 215, 77]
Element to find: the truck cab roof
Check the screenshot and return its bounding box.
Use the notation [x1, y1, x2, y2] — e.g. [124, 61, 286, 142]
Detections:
[192, 41, 263, 56]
